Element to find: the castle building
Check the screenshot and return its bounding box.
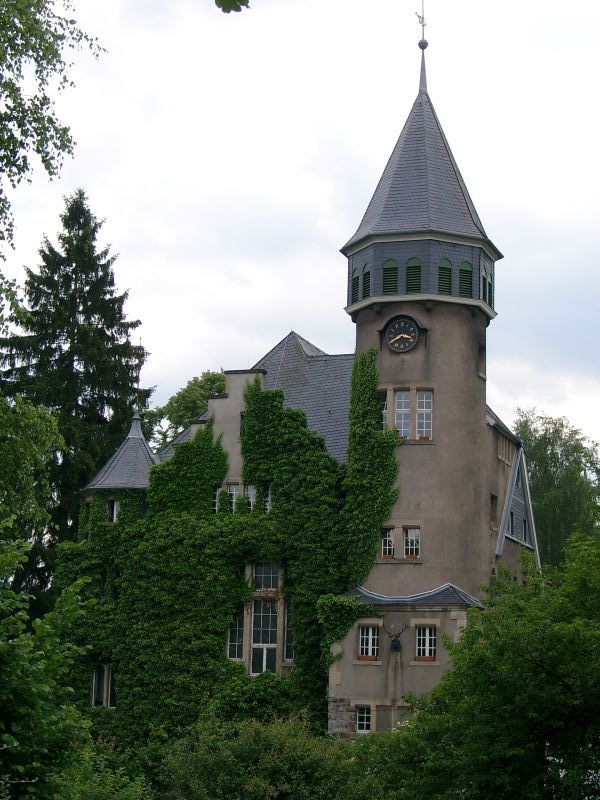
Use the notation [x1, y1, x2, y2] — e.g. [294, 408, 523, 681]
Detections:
[83, 37, 539, 736]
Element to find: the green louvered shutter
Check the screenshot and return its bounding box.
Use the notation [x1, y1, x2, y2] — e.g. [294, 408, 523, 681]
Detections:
[351, 272, 359, 303]
[362, 266, 371, 299]
[406, 259, 421, 293]
[438, 260, 451, 294]
[459, 262, 472, 297]
[382, 259, 398, 294]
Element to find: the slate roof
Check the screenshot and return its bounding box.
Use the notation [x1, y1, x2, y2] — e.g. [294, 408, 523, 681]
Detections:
[252, 332, 354, 463]
[486, 405, 520, 444]
[342, 55, 500, 257]
[350, 583, 484, 609]
[84, 411, 159, 491]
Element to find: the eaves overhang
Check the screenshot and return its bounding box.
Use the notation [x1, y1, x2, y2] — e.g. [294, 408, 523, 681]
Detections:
[341, 231, 503, 263]
[345, 293, 497, 321]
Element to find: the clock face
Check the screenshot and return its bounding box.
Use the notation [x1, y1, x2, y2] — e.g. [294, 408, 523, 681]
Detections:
[384, 316, 420, 353]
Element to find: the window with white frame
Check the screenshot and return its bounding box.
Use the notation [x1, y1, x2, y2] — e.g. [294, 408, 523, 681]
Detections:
[251, 598, 277, 674]
[212, 487, 220, 512]
[91, 664, 115, 707]
[356, 706, 371, 733]
[416, 391, 433, 438]
[254, 562, 279, 590]
[284, 601, 294, 661]
[416, 626, 437, 661]
[378, 391, 388, 430]
[227, 608, 244, 660]
[106, 499, 118, 523]
[381, 529, 395, 559]
[394, 390, 411, 437]
[227, 483, 239, 511]
[358, 625, 380, 660]
[245, 484, 257, 510]
[404, 527, 420, 559]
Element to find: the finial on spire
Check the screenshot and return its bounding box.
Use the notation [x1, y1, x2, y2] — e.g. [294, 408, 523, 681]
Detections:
[416, 0, 428, 92]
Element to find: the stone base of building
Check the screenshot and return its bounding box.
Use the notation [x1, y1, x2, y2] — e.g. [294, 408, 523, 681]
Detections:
[327, 697, 356, 736]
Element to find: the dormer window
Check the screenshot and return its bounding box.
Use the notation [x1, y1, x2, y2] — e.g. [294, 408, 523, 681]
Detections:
[406, 258, 422, 293]
[107, 499, 118, 523]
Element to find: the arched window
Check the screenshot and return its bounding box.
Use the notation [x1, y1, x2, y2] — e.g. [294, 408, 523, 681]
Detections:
[362, 263, 371, 299]
[405, 258, 421, 294]
[351, 268, 359, 304]
[382, 259, 398, 295]
[459, 261, 473, 298]
[438, 259, 452, 294]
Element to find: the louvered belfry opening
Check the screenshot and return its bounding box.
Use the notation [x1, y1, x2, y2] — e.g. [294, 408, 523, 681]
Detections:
[406, 258, 422, 293]
[362, 264, 371, 299]
[458, 261, 473, 297]
[382, 259, 399, 294]
[438, 259, 452, 294]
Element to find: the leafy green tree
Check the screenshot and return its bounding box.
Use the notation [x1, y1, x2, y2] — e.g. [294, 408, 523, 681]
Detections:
[343, 534, 600, 800]
[515, 409, 599, 564]
[153, 371, 225, 448]
[0, 1, 99, 248]
[215, 0, 250, 12]
[0, 537, 89, 800]
[0, 189, 147, 566]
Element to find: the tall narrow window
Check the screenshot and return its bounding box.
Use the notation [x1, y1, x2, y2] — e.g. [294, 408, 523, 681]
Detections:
[245, 484, 257, 510]
[351, 269, 359, 304]
[382, 259, 398, 295]
[438, 259, 452, 294]
[459, 261, 473, 298]
[406, 258, 422, 293]
[523, 518, 528, 543]
[227, 484, 239, 511]
[488, 277, 494, 308]
[378, 391, 388, 430]
[264, 486, 272, 513]
[416, 391, 433, 439]
[394, 390, 411, 437]
[404, 528, 420, 559]
[381, 529, 395, 559]
[284, 601, 294, 661]
[107, 499, 118, 523]
[356, 706, 371, 733]
[91, 664, 115, 707]
[362, 264, 371, 299]
[251, 598, 277, 674]
[228, 608, 244, 660]
[509, 512, 514, 537]
[254, 562, 279, 590]
[212, 487, 220, 512]
[358, 625, 380, 659]
[415, 626, 437, 661]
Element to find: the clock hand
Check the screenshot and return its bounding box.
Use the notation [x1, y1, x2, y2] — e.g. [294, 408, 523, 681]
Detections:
[388, 334, 405, 344]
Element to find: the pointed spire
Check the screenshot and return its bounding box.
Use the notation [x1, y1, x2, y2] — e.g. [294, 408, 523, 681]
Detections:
[127, 408, 143, 438]
[419, 39, 428, 93]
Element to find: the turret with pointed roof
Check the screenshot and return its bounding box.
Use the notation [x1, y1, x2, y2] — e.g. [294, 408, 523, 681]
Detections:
[344, 40, 500, 318]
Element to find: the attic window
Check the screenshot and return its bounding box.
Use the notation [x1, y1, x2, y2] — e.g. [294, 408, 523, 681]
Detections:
[459, 261, 473, 298]
[382, 259, 398, 295]
[438, 259, 452, 294]
[107, 499, 118, 523]
[406, 258, 421, 293]
[362, 264, 371, 299]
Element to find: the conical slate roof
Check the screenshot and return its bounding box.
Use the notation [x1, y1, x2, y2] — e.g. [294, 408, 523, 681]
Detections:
[84, 411, 158, 491]
[342, 52, 499, 257]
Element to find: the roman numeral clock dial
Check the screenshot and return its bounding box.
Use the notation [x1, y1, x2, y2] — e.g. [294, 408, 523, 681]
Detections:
[384, 315, 420, 353]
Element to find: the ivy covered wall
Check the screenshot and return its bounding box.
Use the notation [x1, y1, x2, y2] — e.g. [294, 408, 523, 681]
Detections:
[56, 349, 397, 743]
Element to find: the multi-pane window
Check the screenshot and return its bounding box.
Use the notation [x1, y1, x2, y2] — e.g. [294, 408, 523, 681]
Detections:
[212, 487, 220, 512]
[254, 562, 279, 590]
[251, 598, 277, 674]
[227, 483, 239, 510]
[228, 609, 244, 660]
[381, 530, 395, 559]
[416, 626, 437, 661]
[378, 391, 388, 430]
[284, 601, 294, 661]
[107, 499, 118, 523]
[416, 391, 433, 438]
[394, 390, 411, 437]
[404, 528, 420, 559]
[356, 706, 371, 733]
[91, 664, 115, 707]
[245, 484, 257, 510]
[359, 625, 380, 659]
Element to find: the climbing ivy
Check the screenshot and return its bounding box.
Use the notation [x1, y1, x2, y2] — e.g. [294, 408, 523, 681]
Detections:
[56, 348, 397, 745]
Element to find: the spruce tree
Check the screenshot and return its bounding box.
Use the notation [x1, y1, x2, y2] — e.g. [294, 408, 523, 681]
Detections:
[0, 189, 146, 556]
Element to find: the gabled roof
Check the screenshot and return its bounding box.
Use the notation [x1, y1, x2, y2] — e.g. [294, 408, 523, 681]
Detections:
[350, 583, 484, 609]
[84, 411, 159, 492]
[252, 332, 354, 463]
[342, 58, 500, 257]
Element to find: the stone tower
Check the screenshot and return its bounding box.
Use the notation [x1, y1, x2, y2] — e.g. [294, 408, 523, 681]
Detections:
[328, 39, 539, 736]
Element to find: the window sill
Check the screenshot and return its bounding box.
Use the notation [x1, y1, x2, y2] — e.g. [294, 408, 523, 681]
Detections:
[398, 439, 435, 446]
[376, 558, 423, 565]
[504, 533, 535, 550]
[353, 659, 383, 666]
[410, 660, 439, 666]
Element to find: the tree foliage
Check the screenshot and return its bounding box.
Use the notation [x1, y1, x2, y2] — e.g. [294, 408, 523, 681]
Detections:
[515, 409, 599, 564]
[215, 0, 250, 12]
[0, 1, 99, 248]
[0, 189, 147, 559]
[152, 371, 225, 449]
[343, 535, 600, 800]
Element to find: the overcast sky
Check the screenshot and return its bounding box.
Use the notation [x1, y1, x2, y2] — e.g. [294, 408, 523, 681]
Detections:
[5, 0, 600, 442]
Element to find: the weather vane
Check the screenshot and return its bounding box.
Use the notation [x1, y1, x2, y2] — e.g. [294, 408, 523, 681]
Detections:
[416, 0, 426, 44]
